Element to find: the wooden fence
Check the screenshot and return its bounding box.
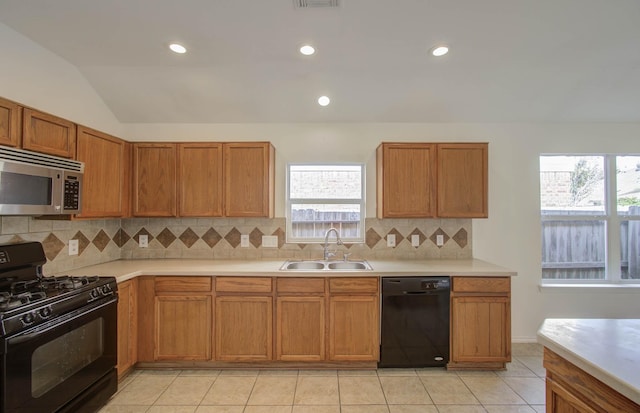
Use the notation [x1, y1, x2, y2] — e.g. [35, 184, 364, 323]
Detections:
[290, 209, 361, 238]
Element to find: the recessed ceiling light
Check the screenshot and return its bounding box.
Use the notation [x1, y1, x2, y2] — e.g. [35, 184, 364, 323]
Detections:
[318, 96, 330, 106]
[169, 43, 187, 54]
[431, 45, 449, 57]
[300, 45, 315, 56]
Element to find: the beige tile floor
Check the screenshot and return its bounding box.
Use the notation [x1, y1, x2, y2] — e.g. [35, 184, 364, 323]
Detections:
[99, 344, 546, 413]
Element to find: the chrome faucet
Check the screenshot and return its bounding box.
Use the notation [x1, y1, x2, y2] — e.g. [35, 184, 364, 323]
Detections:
[323, 228, 343, 261]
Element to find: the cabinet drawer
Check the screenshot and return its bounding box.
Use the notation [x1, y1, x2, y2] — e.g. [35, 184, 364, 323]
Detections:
[452, 277, 510, 293]
[216, 277, 272, 293]
[329, 277, 378, 294]
[277, 278, 325, 294]
[155, 276, 212, 292]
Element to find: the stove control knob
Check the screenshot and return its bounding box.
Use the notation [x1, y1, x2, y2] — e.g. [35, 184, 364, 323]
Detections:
[39, 307, 52, 318]
[22, 312, 35, 325]
[90, 289, 100, 299]
[101, 285, 112, 295]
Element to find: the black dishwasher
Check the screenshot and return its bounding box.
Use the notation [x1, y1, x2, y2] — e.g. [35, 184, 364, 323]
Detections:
[379, 276, 450, 368]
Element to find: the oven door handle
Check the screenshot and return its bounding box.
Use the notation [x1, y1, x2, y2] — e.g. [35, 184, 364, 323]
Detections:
[7, 296, 117, 345]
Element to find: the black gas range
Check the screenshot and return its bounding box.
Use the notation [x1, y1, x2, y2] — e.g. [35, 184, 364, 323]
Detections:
[0, 242, 118, 413]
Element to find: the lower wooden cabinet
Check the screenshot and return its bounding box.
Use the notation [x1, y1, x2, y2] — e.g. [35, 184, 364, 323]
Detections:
[215, 296, 273, 361]
[449, 276, 511, 369]
[117, 279, 137, 377]
[155, 295, 212, 360]
[276, 296, 325, 361]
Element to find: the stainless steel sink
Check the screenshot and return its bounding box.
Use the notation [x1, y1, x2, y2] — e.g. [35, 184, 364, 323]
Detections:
[280, 260, 373, 271]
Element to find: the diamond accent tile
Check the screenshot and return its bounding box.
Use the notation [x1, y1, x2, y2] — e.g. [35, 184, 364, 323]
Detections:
[202, 228, 222, 248]
[73, 231, 91, 255]
[179, 228, 200, 248]
[133, 228, 154, 244]
[250, 228, 264, 248]
[365, 228, 382, 248]
[272, 228, 286, 248]
[387, 228, 405, 246]
[408, 228, 427, 247]
[297, 243, 307, 249]
[9, 235, 25, 244]
[42, 233, 65, 261]
[225, 227, 242, 248]
[429, 228, 450, 248]
[156, 228, 177, 248]
[92, 230, 111, 252]
[113, 229, 131, 248]
[453, 228, 468, 248]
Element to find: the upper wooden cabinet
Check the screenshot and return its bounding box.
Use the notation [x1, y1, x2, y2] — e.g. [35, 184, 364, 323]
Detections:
[132, 141, 274, 218]
[377, 142, 488, 218]
[22, 108, 76, 158]
[178, 143, 223, 217]
[133, 143, 177, 217]
[0, 97, 22, 147]
[437, 143, 488, 218]
[224, 142, 275, 217]
[76, 126, 130, 218]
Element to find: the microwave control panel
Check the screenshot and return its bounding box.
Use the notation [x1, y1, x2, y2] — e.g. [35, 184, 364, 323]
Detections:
[63, 176, 80, 211]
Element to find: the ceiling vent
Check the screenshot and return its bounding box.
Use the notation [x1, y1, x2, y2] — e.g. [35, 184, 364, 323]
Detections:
[294, 0, 339, 8]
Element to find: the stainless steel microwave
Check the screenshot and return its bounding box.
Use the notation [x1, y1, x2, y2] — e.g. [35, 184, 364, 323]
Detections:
[0, 146, 84, 215]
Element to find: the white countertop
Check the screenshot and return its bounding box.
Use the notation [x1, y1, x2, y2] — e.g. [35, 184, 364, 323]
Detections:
[59, 258, 516, 282]
[537, 318, 640, 405]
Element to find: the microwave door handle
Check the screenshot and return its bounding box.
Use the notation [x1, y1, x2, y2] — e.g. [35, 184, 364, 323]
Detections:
[52, 172, 63, 211]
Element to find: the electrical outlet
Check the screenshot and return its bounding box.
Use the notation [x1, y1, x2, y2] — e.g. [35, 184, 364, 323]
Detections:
[387, 234, 396, 247]
[411, 234, 420, 247]
[241, 234, 250, 248]
[68, 239, 79, 255]
[262, 235, 278, 248]
[436, 234, 444, 246]
[139, 234, 148, 248]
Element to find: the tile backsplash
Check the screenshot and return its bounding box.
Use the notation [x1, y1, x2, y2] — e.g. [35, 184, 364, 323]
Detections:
[0, 216, 471, 275]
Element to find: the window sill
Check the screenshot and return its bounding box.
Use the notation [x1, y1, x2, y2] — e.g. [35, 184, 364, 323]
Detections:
[539, 283, 640, 293]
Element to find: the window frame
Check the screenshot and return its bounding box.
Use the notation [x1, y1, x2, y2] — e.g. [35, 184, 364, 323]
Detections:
[285, 163, 366, 244]
[540, 153, 640, 285]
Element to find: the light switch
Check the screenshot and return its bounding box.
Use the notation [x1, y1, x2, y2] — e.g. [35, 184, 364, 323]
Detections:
[241, 234, 250, 248]
[387, 234, 396, 247]
[411, 234, 420, 247]
[262, 235, 278, 248]
[436, 234, 444, 246]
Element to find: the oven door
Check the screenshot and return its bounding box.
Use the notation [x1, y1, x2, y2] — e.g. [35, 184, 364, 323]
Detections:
[1, 297, 117, 413]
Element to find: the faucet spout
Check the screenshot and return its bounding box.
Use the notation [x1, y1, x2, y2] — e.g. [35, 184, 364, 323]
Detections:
[323, 228, 343, 261]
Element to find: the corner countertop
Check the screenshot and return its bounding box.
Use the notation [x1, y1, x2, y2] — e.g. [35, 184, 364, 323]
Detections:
[58, 258, 516, 282]
[537, 318, 640, 405]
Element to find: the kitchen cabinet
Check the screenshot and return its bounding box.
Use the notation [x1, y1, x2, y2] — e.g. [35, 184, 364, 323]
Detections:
[22, 108, 76, 158]
[0, 96, 22, 147]
[224, 142, 275, 217]
[544, 348, 640, 413]
[132, 143, 177, 217]
[376, 142, 488, 218]
[449, 276, 511, 369]
[132, 141, 274, 217]
[215, 277, 273, 361]
[178, 143, 223, 216]
[328, 278, 379, 361]
[275, 278, 326, 361]
[76, 126, 130, 218]
[117, 279, 137, 377]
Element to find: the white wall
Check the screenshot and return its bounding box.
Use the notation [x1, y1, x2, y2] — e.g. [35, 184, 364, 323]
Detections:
[125, 122, 640, 341]
[0, 23, 122, 137]
[2, 22, 639, 342]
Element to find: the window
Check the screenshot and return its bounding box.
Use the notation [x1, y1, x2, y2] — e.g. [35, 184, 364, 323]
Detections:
[540, 154, 640, 283]
[286, 164, 365, 243]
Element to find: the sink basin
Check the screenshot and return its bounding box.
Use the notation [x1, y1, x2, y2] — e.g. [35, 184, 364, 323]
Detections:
[279, 260, 373, 271]
[327, 261, 370, 270]
[283, 261, 325, 270]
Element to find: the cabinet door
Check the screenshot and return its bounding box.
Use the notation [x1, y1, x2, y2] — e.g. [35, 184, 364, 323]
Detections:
[451, 296, 510, 363]
[437, 143, 488, 217]
[76, 126, 128, 218]
[546, 377, 599, 413]
[376, 143, 436, 218]
[215, 296, 273, 361]
[178, 143, 223, 217]
[0, 97, 21, 147]
[22, 108, 76, 158]
[133, 143, 177, 216]
[155, 295, 212, 360]
[329, 295, 379, 361]
[223, 142, 274, 217]
[276, 296, 325, 361]
[117, 279, 137, 377]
